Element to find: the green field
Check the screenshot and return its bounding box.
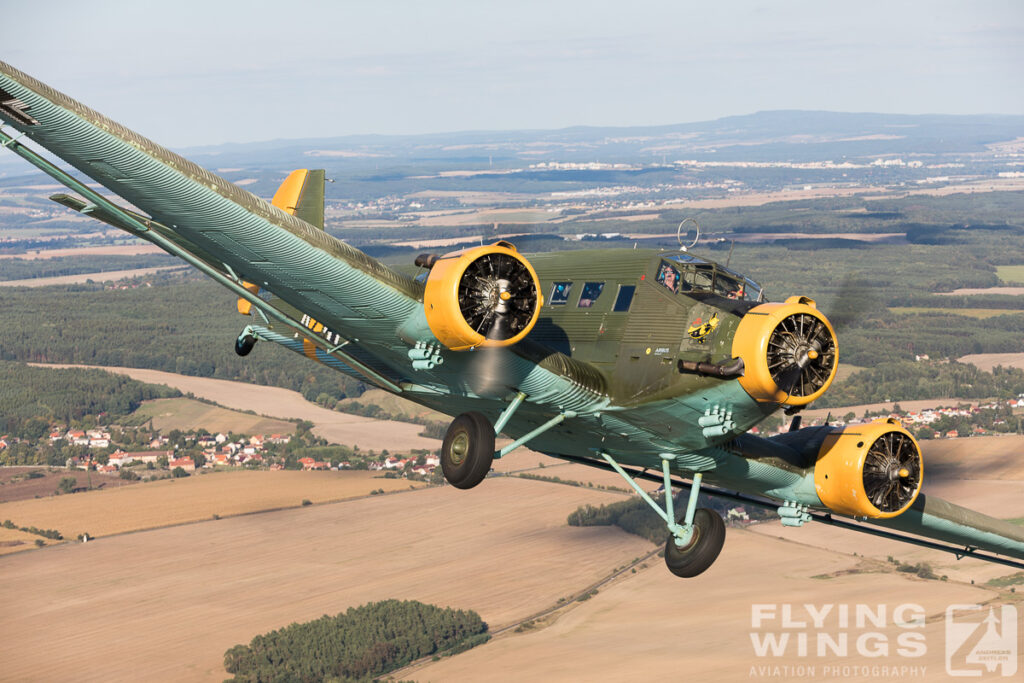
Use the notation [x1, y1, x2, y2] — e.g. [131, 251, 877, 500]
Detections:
[887, 307, 1024, 319]
[833, 364, 866, 384]
[127, 397, 296, 436]
[997, 265, 1024, 285]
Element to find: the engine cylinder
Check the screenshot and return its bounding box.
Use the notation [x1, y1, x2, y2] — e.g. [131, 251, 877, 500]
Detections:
[731, 296, 837, 406]
[423, 241, 542, 351]
[814, 418, 923, 519]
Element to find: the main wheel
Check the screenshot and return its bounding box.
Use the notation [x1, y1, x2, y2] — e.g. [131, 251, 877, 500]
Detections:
[441, 412, 495, 489]
[235, 334, 256, 357]
[664, 507, 726, 578]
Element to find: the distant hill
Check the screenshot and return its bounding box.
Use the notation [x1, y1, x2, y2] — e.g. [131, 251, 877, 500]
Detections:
[171, 110, 1024, 169]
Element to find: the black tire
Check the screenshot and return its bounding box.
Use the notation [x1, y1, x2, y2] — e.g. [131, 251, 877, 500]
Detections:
[664, 507, 726, 578]
[441, 412, 495, 489]
[235, 334, 256, 357]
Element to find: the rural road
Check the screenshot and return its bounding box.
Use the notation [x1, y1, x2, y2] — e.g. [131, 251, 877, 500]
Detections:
[29, 363, 440, 452]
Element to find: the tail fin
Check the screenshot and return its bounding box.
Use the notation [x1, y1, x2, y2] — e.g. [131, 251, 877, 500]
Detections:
[238, 170, 325, 315]
[272, 169, 325, 229]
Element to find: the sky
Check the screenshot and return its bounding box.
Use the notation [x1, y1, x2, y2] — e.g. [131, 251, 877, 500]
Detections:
[2, 0, 1022, 148]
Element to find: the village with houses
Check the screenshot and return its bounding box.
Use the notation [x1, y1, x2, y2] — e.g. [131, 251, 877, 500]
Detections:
[745, 396, 1024, 440]
[0, 420, 443, 484]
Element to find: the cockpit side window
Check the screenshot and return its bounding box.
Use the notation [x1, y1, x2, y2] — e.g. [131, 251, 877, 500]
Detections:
[550, 281, 573, 305]
[656, 262, 680, 293]
[577, 282, 604, 308]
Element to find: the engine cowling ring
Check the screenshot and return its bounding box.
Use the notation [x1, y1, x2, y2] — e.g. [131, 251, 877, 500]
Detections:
[423, 241, 542, 351]
[814, 418, 924, 519]
[731, 296, 837, 406]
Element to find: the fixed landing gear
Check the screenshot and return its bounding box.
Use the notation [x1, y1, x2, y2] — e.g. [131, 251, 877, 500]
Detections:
[601, 453, 726, 578]
[441, 412, 495, 489]
[234, 327, 257, 356]
[664, 507, 726, 578]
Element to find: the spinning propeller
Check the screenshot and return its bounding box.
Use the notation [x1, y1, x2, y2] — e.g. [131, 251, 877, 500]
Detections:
[768, 312, 837, 399]
[862, 431, 922, 513]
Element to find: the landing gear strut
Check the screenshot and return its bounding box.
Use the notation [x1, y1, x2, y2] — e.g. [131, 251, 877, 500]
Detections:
[601, 452, 726, 578]
[441, 412, 495, 489]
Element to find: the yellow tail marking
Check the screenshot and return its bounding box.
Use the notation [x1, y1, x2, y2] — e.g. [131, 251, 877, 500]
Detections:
[272, 169, 309, 214]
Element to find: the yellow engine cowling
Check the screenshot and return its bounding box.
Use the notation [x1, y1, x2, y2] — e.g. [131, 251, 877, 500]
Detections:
[731, 296, 838, 407]
[814, 418, 924, 519]
[423, 241, 542, 351]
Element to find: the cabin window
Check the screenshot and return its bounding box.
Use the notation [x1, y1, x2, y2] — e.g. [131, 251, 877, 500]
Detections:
[577, 282, 604, 308]
[613, 285, 635, 312]
[549, 281, 573, 305]
[655, 261, 680, 293]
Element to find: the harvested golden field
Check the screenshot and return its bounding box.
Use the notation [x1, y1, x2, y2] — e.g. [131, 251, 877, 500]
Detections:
[130, 396, 295, 435]
[0, 478, 648, 682]
[410, 528, 1007, 682]
[30, 363, 440, 452]
[0, 526, 49, 555]
[923, 434, 1024, 481]
[958, 352, 1024, 372]
[0, 470, 426, 542]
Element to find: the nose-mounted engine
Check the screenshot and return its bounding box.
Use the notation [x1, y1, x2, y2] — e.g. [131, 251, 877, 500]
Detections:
[731, 296, 838, 407]
[423, 241, 542, 351]
[814, 418, 924, 519]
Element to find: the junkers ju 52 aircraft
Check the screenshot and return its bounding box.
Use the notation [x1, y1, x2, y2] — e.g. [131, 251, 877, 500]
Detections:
[3, 60, 1024, 578]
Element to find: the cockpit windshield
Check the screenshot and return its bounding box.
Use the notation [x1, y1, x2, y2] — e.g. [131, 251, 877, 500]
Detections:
[662, 254, 763, 301]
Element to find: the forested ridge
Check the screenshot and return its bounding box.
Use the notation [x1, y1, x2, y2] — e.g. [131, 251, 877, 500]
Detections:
[817, 360, 1024, 408]
[0, 275, 364, 401]
[0, 361, 180, 438]
[223, 599, 489, 683]
[0, 253, 175, 281]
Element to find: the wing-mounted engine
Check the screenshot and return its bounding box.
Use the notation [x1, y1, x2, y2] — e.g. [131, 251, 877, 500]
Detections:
[731, 296, 837, 406]
[814, 418, 923, 519]
[423, 241, 542, 351]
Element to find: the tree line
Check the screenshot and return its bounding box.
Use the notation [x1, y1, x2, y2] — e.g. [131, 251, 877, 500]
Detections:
[223, 599, 489, 683]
